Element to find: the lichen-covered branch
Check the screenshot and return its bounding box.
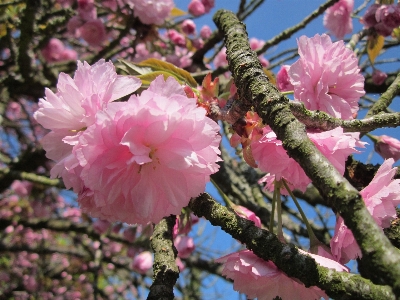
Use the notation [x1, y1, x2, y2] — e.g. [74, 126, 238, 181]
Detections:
[346, 29, 368, 51]
[290, 101, 400, 132]
[213, 9, 400, 295]
[189, 194, 395, 300]
[0, 167, 63, 188]
[365, 72, 400, 118]
[148, 216, 179, 300]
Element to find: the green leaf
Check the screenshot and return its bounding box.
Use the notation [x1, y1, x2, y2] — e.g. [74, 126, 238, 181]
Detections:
[137, 71, 171, 87]
[117, 59, 152, 75]
[137, 58, 198, 87]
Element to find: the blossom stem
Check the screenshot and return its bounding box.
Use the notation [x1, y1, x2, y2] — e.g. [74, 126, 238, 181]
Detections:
[275, 181, 284, 242]
[269, 182, 278, 233]
[282, 179, 318, 244]
[365, 133, 378, 144]
[210, 178, 235, 208]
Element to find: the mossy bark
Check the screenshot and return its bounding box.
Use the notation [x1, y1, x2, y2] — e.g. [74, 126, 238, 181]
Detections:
[148, 216, 179, 300]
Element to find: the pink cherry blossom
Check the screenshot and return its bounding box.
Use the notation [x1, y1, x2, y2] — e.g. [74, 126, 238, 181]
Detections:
[77, 0, 96, 21]
[59, 48, 78, 61]
[375, 4, 400, 37]
[188, 0, 205, 16]
[249, 38, 269, 67]
[289, 34, 365, 120]
[34, 60, 141, 192]
[74, 76, 221, 224]
[249, 38, 264, 50]
[276, 65, 293, 92]
[167, 29, 186, 47]
[233, 205, 261, 228]
[93, 219, 111, 234]
[41, 38, 78, 63]
[132, 251, 153, 274]
[362, 4, 379, 29]
[200, 25, 212, 39]
[323, 0, 354, 39]
[6, 101, 22, 120]
[181, 19, 196, 35]
[374, 135, 400, 161]
[213, 47, 228, 69]
[330, 216, 360, 264]
[41, 38, 64, 62]
[372, 69, 388, 85]
[124, 228, 137, 243]
[176, 257, 185, 271]
[173, 213, 199, 237]
[131, 0, 174, 25]
[23, 275, 38, 292]
[165, 46, 193, 69]
[201, 0, 214, 13]
[361, 158, 400, 228]
[331, 158, 400, 263]
[252, 126, 365, 193]
[215, 250, 328, 300]
[11, 180, 33, 197]
[258, 173, 295, 196]
[174, 235, 195, 258]
[192, 38, 204, 49]
[298, 249, 349, 273]
[79, 19, 107, 47]
[67, 16, 84, 36]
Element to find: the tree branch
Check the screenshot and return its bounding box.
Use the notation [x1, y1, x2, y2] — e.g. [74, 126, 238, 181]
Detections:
[148, 216, 179, 300]
[213, 9, 400, 295]
[189, 194, 395, 300]
[290, 102, 400, 132]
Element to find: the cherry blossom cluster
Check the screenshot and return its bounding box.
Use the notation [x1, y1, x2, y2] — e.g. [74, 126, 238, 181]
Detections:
[66, 0, 107, 47]
[34, 59, 221, 225]
[0, 178, 179, 298]
[247, 34, 366, 194]
[362, 3, 400, 37]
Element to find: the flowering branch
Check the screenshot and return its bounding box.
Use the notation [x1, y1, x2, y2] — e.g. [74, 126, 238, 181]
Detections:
[290, 101, 400, 132]
[148, 216, 179, 300]
[213, 9, 400, 295]
[189, 193, 395, 299]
